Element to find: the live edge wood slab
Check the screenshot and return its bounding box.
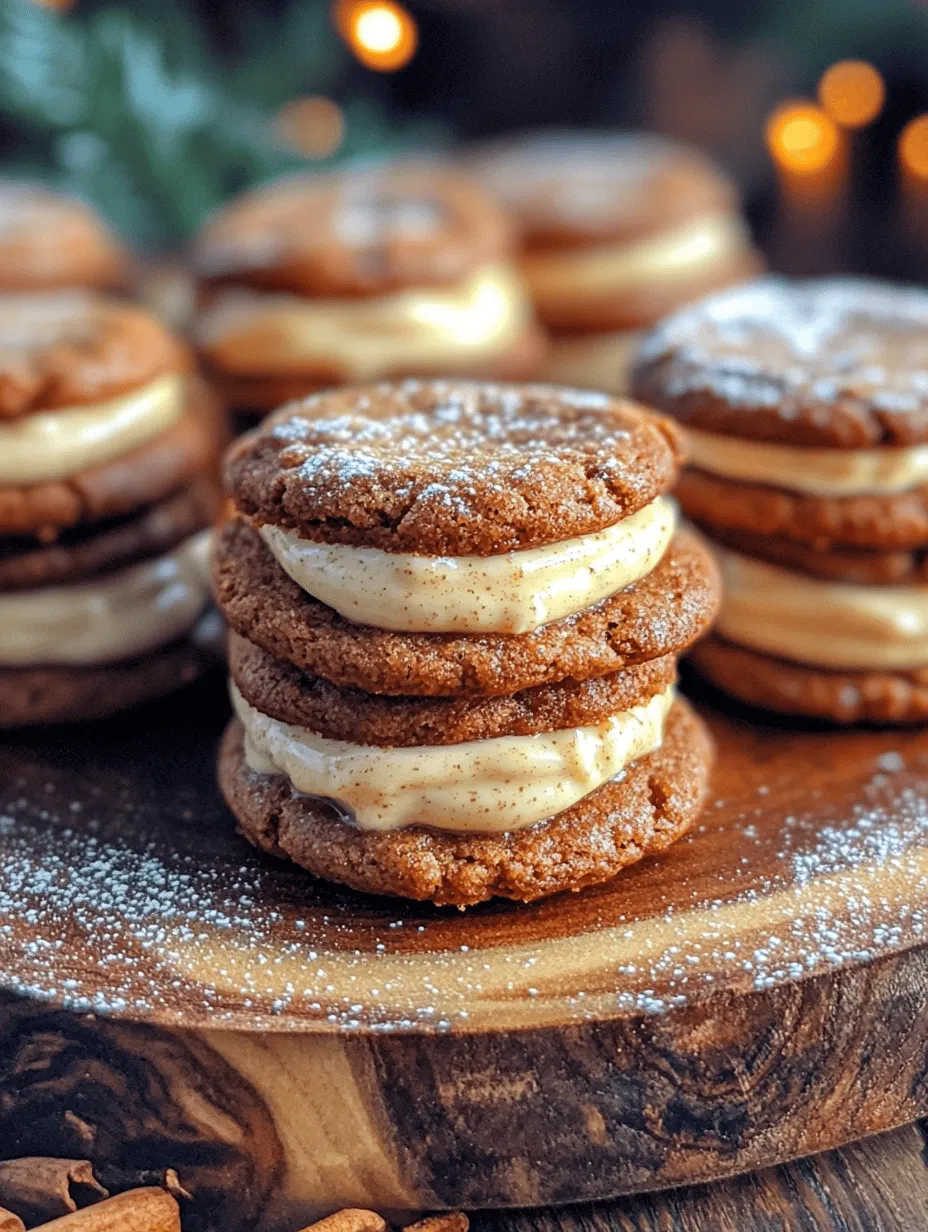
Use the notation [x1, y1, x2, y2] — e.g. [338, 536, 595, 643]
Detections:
[1, 674, 928, 1232]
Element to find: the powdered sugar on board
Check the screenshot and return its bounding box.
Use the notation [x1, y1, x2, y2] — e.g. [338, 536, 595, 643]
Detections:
[1, 683, 928, 1034]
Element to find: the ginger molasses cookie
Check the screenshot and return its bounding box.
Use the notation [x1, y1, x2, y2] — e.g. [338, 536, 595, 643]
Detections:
[215, 379, 717, 904]
[191, 168, 547, 416]
[0, 184, 129, 292]
[466, 131, 761, 398]
[632, 276, 928, 723]
[0, 294, 224, 725]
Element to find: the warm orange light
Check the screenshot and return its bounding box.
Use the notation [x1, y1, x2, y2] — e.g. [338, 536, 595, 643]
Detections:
[275, 97, 345, 159]
[337, 0, 418, 72]
[899, 115, 928, 180]
[765, 101, 841, 174]
[818, 60, 885, 128]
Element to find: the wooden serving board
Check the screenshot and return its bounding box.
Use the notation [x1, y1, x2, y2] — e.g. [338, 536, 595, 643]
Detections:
[2, 674, 928, 1232]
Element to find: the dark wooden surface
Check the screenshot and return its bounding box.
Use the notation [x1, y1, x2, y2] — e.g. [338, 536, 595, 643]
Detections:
[478, 1121, 928, 1232]
[4, 674, 928, 1226]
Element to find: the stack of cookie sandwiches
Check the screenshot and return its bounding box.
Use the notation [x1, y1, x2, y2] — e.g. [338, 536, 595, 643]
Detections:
[632, 277, 928, 724]
[0, 292, 222, 726]
[0, 182, 128, 292]
[214, 380, 720, 906]
[190, 167, 547, 425]
[467, 131, 762, 396]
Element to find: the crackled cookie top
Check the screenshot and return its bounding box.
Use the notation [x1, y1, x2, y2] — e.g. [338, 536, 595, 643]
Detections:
[225, 379, 683, 555]
[632, 277, 928, 448]
[192, 168, 514, 296]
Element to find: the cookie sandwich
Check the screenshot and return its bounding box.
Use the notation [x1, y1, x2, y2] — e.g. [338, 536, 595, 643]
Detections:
[0, 183, 128, 292]
[191, 167, 546, 421]
[0, 292, 223, 726]
[632, 276, 928, 724]
[468, 131, 762, 395]
[214, 379, 719, 906]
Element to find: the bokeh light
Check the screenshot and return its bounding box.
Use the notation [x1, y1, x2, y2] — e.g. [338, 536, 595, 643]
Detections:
[765, 101, 841, 174]
[275, 97, 345, 159]
[818, 60, 885, 129]
[337, 0, 418, 72]
[899, 114, 928, 180]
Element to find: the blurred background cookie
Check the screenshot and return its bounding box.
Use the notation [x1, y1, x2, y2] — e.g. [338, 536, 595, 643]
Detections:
[467, 131, 763, 395]
[0, 291, 224, 726]
[190, 166, 547, 424]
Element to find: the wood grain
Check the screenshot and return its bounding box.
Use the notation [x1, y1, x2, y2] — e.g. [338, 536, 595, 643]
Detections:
[474, 1121, 928, 1232]
[1, 678, 928, 1226]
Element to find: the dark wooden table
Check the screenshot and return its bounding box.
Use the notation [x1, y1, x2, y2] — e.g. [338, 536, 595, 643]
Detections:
[478, 1122, 928, 1232]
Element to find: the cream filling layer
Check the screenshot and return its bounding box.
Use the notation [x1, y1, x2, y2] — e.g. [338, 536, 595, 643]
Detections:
[687, 427, 928, 497]
[259, 495, 676, 635]
[0, 530, 212, 666]
[522, 212, 750, 298]
[0, 373, 185, 486]
[714, 545, 928, 670]
[233, 682, 674, 833]
[194, 263, 532, 379]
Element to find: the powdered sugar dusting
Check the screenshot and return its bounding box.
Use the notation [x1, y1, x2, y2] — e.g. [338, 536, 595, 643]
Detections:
[635, 276, 928, 421]
[2, 694, 928, 1034]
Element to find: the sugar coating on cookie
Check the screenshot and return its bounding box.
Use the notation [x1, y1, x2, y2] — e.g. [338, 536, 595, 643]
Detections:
[633, 276, 928, 447]
[227, 379, 683, 555]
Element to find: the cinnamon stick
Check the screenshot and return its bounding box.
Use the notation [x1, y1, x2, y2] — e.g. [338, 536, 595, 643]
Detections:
[406, 1215, 469, 1232]
[0, 1208, 24, 1232]
[30, 1188, 180, 1231]
[296, 1210, 387, 1232]
[0, 1160, 107, 1224]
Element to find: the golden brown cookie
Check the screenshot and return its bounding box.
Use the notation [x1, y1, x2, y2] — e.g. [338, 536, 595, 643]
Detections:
[467, 132, 739, 249]
[0, 379, 222, 538]
[230, 630, 677, 746]
[0, 184, 129, 292]
[213, 519, 720, 697]
[226, 380, 683, 554]
[193, 168, 514, 297]
[690, 635, 928, 725]
[632, 277, 928, 448]
[0, 292, 188, 416]
[707, 525, 928, 585]
[0, 476, 219, 590]
[675, 466, 928, 552]
[219, 696, 713, 906]
[0, 637, 215, 728]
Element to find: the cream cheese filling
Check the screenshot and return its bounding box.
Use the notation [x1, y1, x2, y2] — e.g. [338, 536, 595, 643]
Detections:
[259, 495, 676, 635]
[194, 262, 532, 379]
[714, 545, 928, 670]
[687, 426, 928, 497]
[0, 373, 185, 486]
[0, 529, 212, 666]
[233, 682, 674, 833]
[522, 212, 750, 298]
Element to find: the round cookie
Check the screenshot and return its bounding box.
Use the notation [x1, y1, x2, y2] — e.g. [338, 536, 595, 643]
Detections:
[219, 696, 713, 906]
[0, 476, 219, 591]
[0, 292, 186, 417]
[230, 631, 677, 746]
[213, 518, 720, 697]
[0, 184, 129, 292]
[632, 277, 928, 448]
[690, 636, 928, 726]
[674, 466, 928, 552]
[226, 380, 683, 555]
[466, 132, 739, 249]
[192, 168, 513, 297]
[0, 378, 222, 538]
[0, 636, 215, 729]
